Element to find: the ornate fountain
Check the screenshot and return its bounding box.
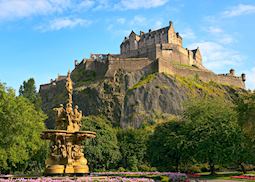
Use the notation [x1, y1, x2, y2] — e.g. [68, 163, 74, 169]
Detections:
[41, 71, 96, 175]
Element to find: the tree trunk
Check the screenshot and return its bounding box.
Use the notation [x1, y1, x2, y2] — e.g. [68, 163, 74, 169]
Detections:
[209, 160, 216, 175]
[175, 162, 179, 172]
[175, 157, 180, 172]
[240, 163, 246, 174]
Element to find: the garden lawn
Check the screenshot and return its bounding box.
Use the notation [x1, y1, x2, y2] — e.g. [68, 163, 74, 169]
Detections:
[197, 172, 255, 181]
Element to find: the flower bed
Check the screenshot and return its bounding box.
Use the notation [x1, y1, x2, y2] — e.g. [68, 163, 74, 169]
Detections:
[0, 177, 154, 182]
[0, 172, 189, 182]
[93, 172, 189, 181]
[231, 175, 255, 180]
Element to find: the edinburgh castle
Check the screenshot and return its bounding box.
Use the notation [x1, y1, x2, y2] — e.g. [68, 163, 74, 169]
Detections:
[41, 21, 246, 90]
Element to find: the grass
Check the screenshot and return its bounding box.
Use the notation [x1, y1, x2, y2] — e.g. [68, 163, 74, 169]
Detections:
[172, 63, 196, 69]
[129, 74, 156, 91]
[195, 171, 255, 181]
[173, 74, 227, 98]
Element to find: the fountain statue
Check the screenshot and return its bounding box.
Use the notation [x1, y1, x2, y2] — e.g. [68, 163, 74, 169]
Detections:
[41, 71, 96, 175]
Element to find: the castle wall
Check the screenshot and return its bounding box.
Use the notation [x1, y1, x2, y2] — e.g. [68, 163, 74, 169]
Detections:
[123, 43, 199, 68]
[157, 58, 245, 88]
[105, 57, 155, 77]
[78, 59, 108, 78]
[156, 44, 196, 66]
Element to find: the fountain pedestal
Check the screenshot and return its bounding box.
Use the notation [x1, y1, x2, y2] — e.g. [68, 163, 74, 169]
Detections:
[41, 71, 96, 175]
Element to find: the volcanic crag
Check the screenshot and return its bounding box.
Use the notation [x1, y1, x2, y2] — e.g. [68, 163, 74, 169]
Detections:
[40, 21, 246, 128]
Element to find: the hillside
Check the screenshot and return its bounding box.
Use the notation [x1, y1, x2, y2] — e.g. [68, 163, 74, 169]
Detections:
[40, 69, 244, 129]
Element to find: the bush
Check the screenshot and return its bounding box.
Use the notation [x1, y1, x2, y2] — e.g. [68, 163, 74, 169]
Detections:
[117, 167, 126, 172]
[138, 165, 157, 172]
[188, 165, 201, 173]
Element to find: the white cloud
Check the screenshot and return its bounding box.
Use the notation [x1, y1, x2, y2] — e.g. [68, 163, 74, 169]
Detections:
[107, 15, 147, 37]
[153, 20, 163, 30]
[37, 17, 91, 31]
[222, 4, 255, 17]
[219, 34, 234, 45]
[76, 0, 95, 10]
[188, 41, 243, 70]
[207, 26, 223, 33]
[205, 27, 234, 45]
[115, 0, 168, 10]
[116, 17, 126, 24]
[130, 15, 147, 26]
[245, 67, 255, 90]
[0, 0, 71, 21]
[181, 28, 196, 40]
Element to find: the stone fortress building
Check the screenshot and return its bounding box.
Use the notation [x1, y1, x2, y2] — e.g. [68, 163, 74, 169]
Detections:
[120, 21, 203, 69]
[40, 21, 246, 90]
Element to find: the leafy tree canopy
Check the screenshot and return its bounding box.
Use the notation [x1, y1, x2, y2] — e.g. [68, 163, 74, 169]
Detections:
[117, 128, 151, 171]
[81, 115, 121, 171]
[236, 92, 255, 138]
[148, 120, 190, 172]
[183, 97, 243, 174]
[0, 83, 47, 173]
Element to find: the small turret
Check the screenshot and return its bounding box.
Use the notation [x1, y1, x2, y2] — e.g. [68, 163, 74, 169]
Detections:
[229, 69, 235, 76]
[241, 73, 246, 82]
[169, 20, 173, 26]
[74, 60, 78, 67]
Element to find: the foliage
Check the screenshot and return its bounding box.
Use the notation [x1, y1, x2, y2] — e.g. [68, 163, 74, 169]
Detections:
[0, 83, 47, 173]
[236, 91, 255, 138]
[71, 66, 97, 87]
[19, 78, 42, 110]
[183, 97, 243, 175]
[117, 128, 151, 171]
[129, 74, 156, 91]
[173, 75, 227, 97]
[148, 120, 190, 172]
[81, 115, 121, 171]
[234, 91, 255, 172]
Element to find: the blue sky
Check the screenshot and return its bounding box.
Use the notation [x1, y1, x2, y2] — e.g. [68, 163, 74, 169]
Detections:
[0, 0, 255, 92]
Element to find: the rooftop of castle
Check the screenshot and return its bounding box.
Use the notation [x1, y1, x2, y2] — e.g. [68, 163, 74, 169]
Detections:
[121, 21, 179, 44]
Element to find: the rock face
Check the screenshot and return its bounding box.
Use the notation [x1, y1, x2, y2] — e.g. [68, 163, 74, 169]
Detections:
[40, 70, 243, 129]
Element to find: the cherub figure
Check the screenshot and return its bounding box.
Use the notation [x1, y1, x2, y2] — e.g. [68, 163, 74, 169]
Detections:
[53, 104, 65, 129]
[66, 103, 74, 125]
[74, 105, 82, 123]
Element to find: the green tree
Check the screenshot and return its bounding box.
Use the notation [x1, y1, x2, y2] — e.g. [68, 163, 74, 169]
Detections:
[117, 128, 150, 171]
[230, 132, 254, 174]
[183, 97, 243, 175]
[148, 120, 190, 172]
[19, 78, 42, 109]
[81, 115, 121, 171]
[234, 91, 255, 173]
[236, 92, 255, 137]
[0, 83, 47, 173]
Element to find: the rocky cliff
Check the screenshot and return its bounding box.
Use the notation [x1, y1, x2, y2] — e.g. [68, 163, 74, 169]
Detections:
[40, 69, 244, 129]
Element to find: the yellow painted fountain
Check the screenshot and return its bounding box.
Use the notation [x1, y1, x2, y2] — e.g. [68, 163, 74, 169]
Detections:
[41, 71, 96, 175]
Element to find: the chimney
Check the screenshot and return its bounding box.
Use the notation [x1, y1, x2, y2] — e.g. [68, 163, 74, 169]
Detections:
[74, 60, 78, 67]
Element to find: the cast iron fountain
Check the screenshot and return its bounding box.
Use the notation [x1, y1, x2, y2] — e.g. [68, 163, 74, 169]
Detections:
[41, 71, 96, 175]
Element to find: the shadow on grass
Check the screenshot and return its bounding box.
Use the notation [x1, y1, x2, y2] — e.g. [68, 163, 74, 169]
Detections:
[198, 172, 242, 180]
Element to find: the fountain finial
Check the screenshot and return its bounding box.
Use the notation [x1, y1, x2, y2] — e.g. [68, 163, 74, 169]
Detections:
[66, 70, 73, 106]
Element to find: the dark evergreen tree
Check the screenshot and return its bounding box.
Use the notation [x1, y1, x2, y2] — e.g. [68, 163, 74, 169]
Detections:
[19, 78, 42, 109]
